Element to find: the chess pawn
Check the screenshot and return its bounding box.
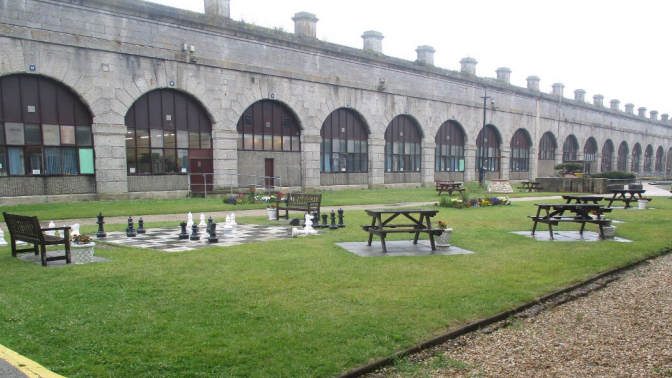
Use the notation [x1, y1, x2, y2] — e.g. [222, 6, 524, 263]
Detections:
[46, 221, 56, 236]
[207, 222, 219, 243]
[71, 223, 81, 236]
[230, 213, 237, 227]
[186, 212, 194, 229]
[126, 216, 137, 237]
[198, 213, 207, 229]
[321, 213, 328, 228]
[207, 217, 214, 234]
[224, 215, 232, 229]
[329, 210, 338, 229]
[189, 223, 200, 240]
[179, 222, 189, 240]
[312, 210, 320, 228]
[337, 208, 345, 228]
[137, 218, 146, 234]
[0, 227, 7, 247]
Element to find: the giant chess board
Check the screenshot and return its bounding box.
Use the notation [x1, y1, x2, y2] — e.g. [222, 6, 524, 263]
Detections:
[94, 223, 293, 252]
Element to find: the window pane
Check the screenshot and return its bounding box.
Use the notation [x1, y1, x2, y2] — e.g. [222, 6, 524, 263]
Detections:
[45, 147, 61, 174]
[43, 124, 60, 145]
[189, 131, 200, 148]
[137, 148, 151, 174]
[177, 149, 188, 173]
[26, 146, 43, 174]
[177, 130, 189, 148]
[25, 124, 42, 144]
[126, 128, 136, 148]
[264, 134, 273, 150]
[6, 123, 25, 145]
[136, 129, 150, 148]
[237, 133, 242, 149]
[332, 139, 340, 153]
[346, 153, 354, 171]
[164, 130, 176, 148]
[272, 136, 281, 150]
[8, 147, 25, 175]
[244, 134, 253, 150]
[323, 152, 331, 172]
[164, 149, 177, 173]
[200, 132, 211, 149]
[0, 124, 4, 144]
[331, 153, 339, 172]
[79, 148, 95, 174]
[253, 136, 262, 150]
[62, 147, 78, 174]
[291, 136, 299, 151]
[151, 129, 164, 148]
[151, 149, 164, 173]
[126, 148, 137, 174]
[282, 136, 291, 151]
[0, 147, 6, 176]
[76, 126, 93, 146]
[60, 125, 76, 145]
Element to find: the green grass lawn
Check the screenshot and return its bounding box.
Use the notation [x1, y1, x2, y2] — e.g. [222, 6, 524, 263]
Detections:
[1, 193, 670, 377]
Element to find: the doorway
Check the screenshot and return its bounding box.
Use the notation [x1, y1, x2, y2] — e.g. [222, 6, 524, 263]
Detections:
[265, 158, 274, 188]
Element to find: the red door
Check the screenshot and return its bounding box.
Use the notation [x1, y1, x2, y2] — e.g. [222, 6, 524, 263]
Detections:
[189, 149, 213, 193]
[265, 158, 274, 189]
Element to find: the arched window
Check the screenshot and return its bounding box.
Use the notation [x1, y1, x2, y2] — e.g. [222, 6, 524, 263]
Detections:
[601, 140, 614, 172]
[435, 120, 465, 172]
[476, 125, 501, 172]
[631, 143, 642, 172]
[237, 100, 300, 152]
[538, 132, 557, 160]
[617, 142, 629, 171]
[0, 74, 94, 176]
[644, 145, 654, 172]
[509, 129, 531, 172]
[584, 137, 598, 173]
[655, 146, 664, 172]
[320, 108, 368, 173]
[126, 89, 211, 175]
[562, 135, 579, 162]
[385, 115, 421, 172]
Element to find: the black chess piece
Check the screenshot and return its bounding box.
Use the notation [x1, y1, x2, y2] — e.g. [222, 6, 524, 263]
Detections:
[126, 216, 137, 237]
[337, 208, 345, 228]
[321, 213, 328, 228]
[312, 210, 320, 228]
[289, 218, 300, 226]
[207, 217, 214, 234]
[208, 222, 219, 243]
[179, 221, 189, 239]
[137, 218, 146, 234]
[329, 210, 338, 229]
[190, 223, 200, 241]
[96, 212, 107, 238]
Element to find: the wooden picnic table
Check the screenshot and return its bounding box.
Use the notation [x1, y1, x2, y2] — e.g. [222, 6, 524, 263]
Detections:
[562, 195, 605, 204]
[518, 181, 543, 192]
[606, 189, 651, 209]
[435, 181, 465, 196]
[362, 209, 443, 253]
[529, 203, 611, 239]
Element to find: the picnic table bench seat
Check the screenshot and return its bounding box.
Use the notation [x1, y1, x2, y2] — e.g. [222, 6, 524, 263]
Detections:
[2, 212, 71, 266]
[276, 193, 322, 220]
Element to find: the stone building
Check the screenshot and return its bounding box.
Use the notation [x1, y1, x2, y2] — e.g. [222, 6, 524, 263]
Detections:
[0, 0, 671, 203]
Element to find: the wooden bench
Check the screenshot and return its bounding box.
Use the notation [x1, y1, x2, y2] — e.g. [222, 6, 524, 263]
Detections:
[3, 212, 71, 266]
[276, 193, 322, 220]
[606, 197, 652, 209]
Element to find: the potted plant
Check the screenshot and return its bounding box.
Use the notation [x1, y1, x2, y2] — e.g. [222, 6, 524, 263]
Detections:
[71, 233, 95, 264]
[267, 192, 283, 220]
[435, 220, 453, 248]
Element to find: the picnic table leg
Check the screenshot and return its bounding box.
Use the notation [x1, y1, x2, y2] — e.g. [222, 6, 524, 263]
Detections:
[598, 223, 605, 239]
[366, 217, 376, 246]
[579, 221, 586, 235]
[531, 207, 542, 235]
[380, 232, 387, 253]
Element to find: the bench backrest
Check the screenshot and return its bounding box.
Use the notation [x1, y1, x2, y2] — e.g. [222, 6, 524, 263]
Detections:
[2, 212, 46, 243]
[286, 193, 322, 206]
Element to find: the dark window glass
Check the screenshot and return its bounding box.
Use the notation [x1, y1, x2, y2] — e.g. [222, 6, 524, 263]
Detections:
[384, 115, 421, 173]
[320, 109, 368, 173]
[237, 100, 301, 152]
[475, 125, 501, 172]
[435, 120, 465, 172]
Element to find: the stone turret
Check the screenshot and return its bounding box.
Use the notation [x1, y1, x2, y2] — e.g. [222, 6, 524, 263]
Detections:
[662, 114, 669, 122]
[625, 103, 635, 114]
[362, 31, 384, 53]
[552, 83, 565, 97]
[204, 0, 230, 17]
[610, 99, 620, 110]
[526, 76, 540, 91]
[593, 94, 604, 107]
[574, 89, 586, 102]
[293, 12, 318, 38]
[650, 110, 658, 120]
[416, 46, 435, 65]
[496, 67, 511, 84]
[638, 107, 647, 117]
[460, 57, 477, 75]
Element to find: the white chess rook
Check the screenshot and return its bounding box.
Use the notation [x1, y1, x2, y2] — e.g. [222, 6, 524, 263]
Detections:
[187, 212, 194, 229]
[224, 215, 232, 229]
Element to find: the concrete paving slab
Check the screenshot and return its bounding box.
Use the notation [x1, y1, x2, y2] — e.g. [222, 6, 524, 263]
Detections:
[336, 240, 475, 257]
[510, 231, 631, 242]
[0, 358, 28, 378]
[16, 250, 109, 266]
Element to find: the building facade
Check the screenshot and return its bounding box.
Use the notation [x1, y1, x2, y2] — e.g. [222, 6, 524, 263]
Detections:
[1, 0, 671, 203]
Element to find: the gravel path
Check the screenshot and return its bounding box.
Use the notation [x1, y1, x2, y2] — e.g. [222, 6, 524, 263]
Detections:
[374, 252, 672, 377]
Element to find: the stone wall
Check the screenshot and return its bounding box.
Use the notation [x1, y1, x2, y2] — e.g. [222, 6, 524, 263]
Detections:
[536, 178, 609, 194]
[0, 177, 96, 197]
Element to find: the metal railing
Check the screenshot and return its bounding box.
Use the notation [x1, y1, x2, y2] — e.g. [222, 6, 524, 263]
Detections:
[187, 173, 282, 198]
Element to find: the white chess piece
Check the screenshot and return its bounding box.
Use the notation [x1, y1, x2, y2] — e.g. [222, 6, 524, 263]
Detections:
[199, 213, 207, 228]
[304, 213, 314, 231]
[187, 212, 194, 229]
[224, 215, 232, 229]
[46, 221, 56, 236]
[71, 223, 80, 236]
[230, 213, 237, 227]
[0, 226, 7, 247]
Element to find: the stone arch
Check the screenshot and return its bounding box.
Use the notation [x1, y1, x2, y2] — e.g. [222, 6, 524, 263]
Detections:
[601, 139, 615, 172]
[644, 144, 654, 173]
[631, 143, 642, 172]
[583, 137, 598, 173]
[655, 146, 664, 172]
[617, 141, 629, 172]
[384, 115, 423, 183]
[435, 120, 466, 174]
[510, 128, 532, 173]
[476, 124, 502, 173]
[562, 134, 580, 162]
[319, 108, 369, 184]
[538, 131, 557, 160]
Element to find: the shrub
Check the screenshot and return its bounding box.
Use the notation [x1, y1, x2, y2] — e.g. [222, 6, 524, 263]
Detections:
[589, 171, 636, 180]
[555, 162, 584, 173]
[224, 197, 238, 205]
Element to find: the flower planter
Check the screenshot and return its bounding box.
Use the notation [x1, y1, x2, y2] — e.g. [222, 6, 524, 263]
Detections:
[71, 242, 95, 264]
[602, 225, 616, 239]
[637, 200, 648, 210]
[435, 228, 453, 248]
[267, 208, 277, 220]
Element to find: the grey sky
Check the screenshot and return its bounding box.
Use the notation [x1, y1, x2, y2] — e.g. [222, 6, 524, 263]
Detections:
[147, 0, 671, 117]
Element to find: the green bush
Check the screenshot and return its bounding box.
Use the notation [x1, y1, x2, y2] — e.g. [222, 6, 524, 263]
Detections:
[554, 162, 584, 173]
[589, 171, 636, 179]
